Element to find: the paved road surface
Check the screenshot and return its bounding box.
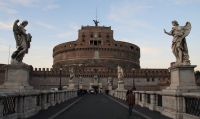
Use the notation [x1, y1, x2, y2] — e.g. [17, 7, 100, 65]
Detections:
[55, 94, 144, 119]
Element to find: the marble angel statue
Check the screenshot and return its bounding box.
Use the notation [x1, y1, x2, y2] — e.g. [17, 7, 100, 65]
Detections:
[11, 19, 32, 65]
[117, 65, 124, 81]
[164, 20, 191, 66]
[69, 67, 75, 82]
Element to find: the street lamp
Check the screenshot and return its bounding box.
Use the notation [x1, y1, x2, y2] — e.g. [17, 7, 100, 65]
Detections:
[43, 69, 46, 90]
[132, 67, 136, 91]
[78, 77, 81, 90]
[145, 70, 149, 91]
[58, 65, 62, 90]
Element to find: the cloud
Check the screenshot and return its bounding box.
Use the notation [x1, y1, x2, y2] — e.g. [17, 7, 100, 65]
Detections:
[10, 0, 37, 6]
[171, 0, 200, 4]
[7, 9, 18, 14]
[0, 45, 15, 52]
[70, 23, 79, 30]
[108, 1, 154, 29]
[43, 4, 60, 10]
[36, 21, 53, 29]
[57, 32, 76, 38]
[160, 0, 200, 5]
[121, 38, 133, 43]
[0, 45, 9, 51]
[0, 21, 13, 30]
[141, 47, 161, 56]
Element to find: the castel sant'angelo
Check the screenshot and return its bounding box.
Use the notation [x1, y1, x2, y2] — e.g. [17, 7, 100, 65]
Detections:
[0, 21, 172, 91]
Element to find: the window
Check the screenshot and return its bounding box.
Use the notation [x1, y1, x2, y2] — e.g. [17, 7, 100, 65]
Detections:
[90, 32, 93, 38]
[98, 40, 101, 45]
[147, 79, 150, 82]
[93, 41, 97, 45]
[82, 32, 85, 37]
[152, 78, 154, 82]
[82, 37, 85, 42]
[90, 40, 102, 45]
[90, 40, 93, 45]
[130, 46, 134, 50]
[106, 33, 109, 38]
[98, 32, 101, 38]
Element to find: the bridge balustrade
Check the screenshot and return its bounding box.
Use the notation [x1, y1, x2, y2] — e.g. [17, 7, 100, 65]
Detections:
[112, 90, 200, 119]
[0, 90, 77, 119]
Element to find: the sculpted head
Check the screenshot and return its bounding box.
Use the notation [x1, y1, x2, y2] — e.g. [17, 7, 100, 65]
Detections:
[172, 20, 179, 26]
[21, 21, 28, 27]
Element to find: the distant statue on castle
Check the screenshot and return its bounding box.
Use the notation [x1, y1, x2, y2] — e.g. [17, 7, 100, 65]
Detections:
[107, 77, 113, 85]
[79, 77, 82, 85]
[11, 19, 32, 65]
[93, 20, 99, 26]
[117, 66, 124, 81]
[69, 67, 75, 82]
[164, 20, 191, 66]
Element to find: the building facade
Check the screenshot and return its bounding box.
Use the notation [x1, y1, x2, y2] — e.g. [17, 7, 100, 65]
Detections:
[29, 25, 171, 91]
[0, 25, 177, 91]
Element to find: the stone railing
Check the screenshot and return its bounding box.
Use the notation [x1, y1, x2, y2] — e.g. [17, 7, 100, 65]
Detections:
[0, 90, 77, 119]
[112, 90, 200, 119]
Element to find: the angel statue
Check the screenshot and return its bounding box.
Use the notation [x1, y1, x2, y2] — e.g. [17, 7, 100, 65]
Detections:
[69, 67, 75, 82]
[93, 20, 99, 26]
[107, 77, 113, 86]
[117, 65, 124, 81]
[164, 20, 191, 66]
[11, 19, 32, 65]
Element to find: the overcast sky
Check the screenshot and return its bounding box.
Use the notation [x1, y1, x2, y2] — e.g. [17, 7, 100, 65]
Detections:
[0, 0, 200, 71]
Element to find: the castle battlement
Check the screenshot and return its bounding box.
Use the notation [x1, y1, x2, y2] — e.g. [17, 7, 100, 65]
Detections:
[31, 68, 170, 78]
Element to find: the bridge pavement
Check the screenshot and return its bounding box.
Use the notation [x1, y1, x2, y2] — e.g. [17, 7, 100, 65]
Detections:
[28, 94, 171, 119]
[55, 94, 144, 119]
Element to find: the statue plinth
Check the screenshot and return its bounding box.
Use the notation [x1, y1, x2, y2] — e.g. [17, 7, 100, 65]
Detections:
[163, 65, 200, 93]
[79, 84, 83, 89]
[108, 85, 112, 90]
[0, 65, 33, 92]
[116, 81, 125, 91]
[68, 81, 75, 90]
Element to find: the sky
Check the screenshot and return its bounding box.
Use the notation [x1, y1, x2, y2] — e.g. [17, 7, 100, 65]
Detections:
[0, 0, 200, 71]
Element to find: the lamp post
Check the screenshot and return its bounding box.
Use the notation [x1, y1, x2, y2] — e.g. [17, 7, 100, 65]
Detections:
[145, 70, 149, 91]
[43, 69, 46, 90]
[58, 65, 62, 90]
[78, 77, 80, 90]
[132, 67, 136, 91]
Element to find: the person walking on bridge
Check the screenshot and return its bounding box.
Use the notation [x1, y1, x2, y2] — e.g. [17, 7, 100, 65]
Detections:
[126, 90, 135, 116]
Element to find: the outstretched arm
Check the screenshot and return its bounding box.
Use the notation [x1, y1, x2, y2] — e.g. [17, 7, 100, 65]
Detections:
[164, 29, 172, 35]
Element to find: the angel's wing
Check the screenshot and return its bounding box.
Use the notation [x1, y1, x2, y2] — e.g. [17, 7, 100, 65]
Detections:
[182, 22, 191, 38]
[13, 19, 20, 47]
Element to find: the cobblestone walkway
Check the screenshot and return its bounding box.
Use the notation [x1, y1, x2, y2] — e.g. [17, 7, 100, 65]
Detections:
[55, 94, 144, 119]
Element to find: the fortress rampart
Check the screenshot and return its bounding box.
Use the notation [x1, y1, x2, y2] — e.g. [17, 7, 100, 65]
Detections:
[31, 68, 170, 78]
[52, 26, 140, 70]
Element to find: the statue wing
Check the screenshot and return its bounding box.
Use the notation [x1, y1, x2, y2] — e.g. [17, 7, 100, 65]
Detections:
[13, 19, 20, 47]
[182, 22, 191, 38]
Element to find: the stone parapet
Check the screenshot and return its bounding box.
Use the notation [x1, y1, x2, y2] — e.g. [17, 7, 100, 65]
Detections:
[112, 90, 200, 119]
[0, 90, 77, 119]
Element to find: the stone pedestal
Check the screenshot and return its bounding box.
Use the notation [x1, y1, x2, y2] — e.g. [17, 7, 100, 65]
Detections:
[108, 85, 112, 90]
[163, 65, 200, 93]
[0, 65, 33, 92]
[68, 82, 75, 90]
[79, 84, 83, 89]
[116, 81, 125, 90]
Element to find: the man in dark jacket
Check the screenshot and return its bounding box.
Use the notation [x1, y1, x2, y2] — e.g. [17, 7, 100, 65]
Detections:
[126, 90, 135, 116]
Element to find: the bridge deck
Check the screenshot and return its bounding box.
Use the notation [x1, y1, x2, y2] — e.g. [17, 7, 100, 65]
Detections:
[28, 94, 171, 119]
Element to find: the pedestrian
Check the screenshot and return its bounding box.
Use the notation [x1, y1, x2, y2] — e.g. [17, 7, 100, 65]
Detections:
[100, 88, 102, 95]
[126, 90, 130, 96]
[126, 90, 135, 116]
